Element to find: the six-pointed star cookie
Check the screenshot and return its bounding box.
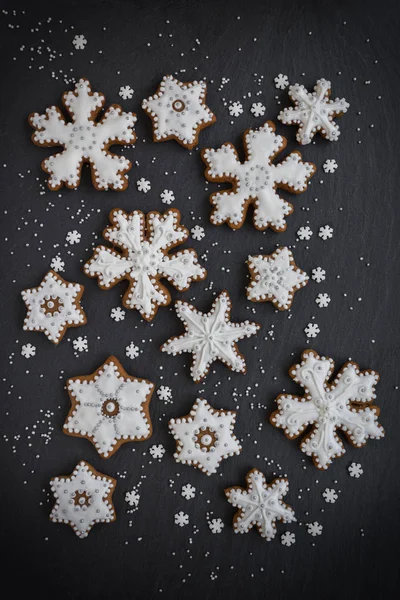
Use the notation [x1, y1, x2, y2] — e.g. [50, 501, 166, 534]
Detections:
[225, 468, 296, 541]
[50, 460, 116, 538]
[161, 290, 260, 382]
[278, 78, 349, 145]
[246, 246, 309, 310]
[142, 75, 216, 150]
[169, 398, 242, 475]
[21, 270, 86, 344]
[63, 356, 154, 458]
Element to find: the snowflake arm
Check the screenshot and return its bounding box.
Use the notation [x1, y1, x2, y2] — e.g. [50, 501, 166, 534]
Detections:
[270, 350, 384, 469]
[202, 121, 315, 231]
[160, 250, 206, 290]
[29, 78, 137, 191]
[85, 247, 134, 288]
[225, 469, 296, 541]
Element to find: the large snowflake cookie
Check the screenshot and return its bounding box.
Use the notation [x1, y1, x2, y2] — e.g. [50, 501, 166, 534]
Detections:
[50, 460, 116, 538]
[29, 78, 137, 190]
[142, 75, 216, 150]
[225, 468, 296, 541]
[201, 121, 315, 231]
[246, 246, 308, 310]
[21, 270, 86, 344]
[161, 290, 260, 382]
[270, 350, 384, 469]
[168, 398, 241, 475]
[63, 356, 154, 458]
[84, 208, 206, 321]
[278, 79, 350, 145]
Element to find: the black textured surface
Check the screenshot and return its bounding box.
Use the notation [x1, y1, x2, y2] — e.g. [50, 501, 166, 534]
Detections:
[1, 1, 400, 599]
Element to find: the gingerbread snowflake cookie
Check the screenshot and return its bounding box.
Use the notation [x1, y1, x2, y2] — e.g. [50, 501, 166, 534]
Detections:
[169, 398, 241, 475]
[29, 78, 137, 190]
[278, 79, 349, 145]
[270, 350, 384, 469]
[85, 208, 206, 321]
[246, 247, 308, 310]
[161, 290, 260, 382]
[201, 121, 315, 231]
[63, 356, 154, 458]
[142, 75, 216, 150]
[225, 469, 296, 541]
[50, 460, 116, 538]
[22, 270, 86, 344]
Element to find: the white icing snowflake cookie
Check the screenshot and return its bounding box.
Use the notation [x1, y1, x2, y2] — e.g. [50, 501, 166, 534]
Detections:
[21, 270, 86, 344]
[50, 460, 116, 538]
[201, 121, 315, 231]
[270, 350, 384, 469]
[161, 291, 260, 383]
[246, 247, 308, 310]
[84, 208, 206, 321]
[278, 79, 349, 145]
[63, 356, 154, 458]
[225, 468, 296, 541]
[142, 75, 216, 150]
[169, 398, 241, 475]
[29, 78, 137, 190]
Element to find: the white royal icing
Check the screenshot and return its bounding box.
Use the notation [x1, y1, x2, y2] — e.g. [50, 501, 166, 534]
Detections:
[225, 469, 296, 541]
[21, 270, 86, 344]
[29, 78, 137, 190]
[202, 122, 315, 231]
[84, 208, 206, 321]
[161, 290, 260, 383]
[246, 246, 308, 310]
[142, 75, 215, 149]
[278, 78, 350, 145]
[270, 351, 384, 469]
[50, 460, 116, 538]
[64, 357, 154, 458]
[169, 398, 242, 475]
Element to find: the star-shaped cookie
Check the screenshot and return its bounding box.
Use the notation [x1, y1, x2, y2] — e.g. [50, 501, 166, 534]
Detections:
[50, 460, 116, 538]
[169, 398, 242, 475]
[21, 270, 86, 344]
[142, 75, 216, 149]
[161, 290, 260, 382]
[246, 247, 308, 310]
[63, 356, 154, 458]
[225, 468, 296, 541]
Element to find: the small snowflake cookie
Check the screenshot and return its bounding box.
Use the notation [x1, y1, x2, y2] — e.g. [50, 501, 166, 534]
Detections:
[278, 78, 350, 145]
[85, 208, 206, 321]
[161, 290, 260, 383]
[142, 75, 216, 150]
[169, 398, 241, 475]
[49, 460, 116, 538]
[29, 78, 137, 190]
[225, 468, 296, 541]
[21, 270, 86, 344]
[63, 356, 154, 458]
[201, 121, 315, 231]
[270, 350, 384, 469]
[246, 247, 308, 310]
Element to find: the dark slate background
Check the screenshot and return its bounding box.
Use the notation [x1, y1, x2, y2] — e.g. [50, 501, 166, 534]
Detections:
[1, 1, 399, 598]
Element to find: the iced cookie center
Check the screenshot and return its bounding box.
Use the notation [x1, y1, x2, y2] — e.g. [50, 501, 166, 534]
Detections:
[130, 241, 163, 277]
[41, 295, 64, 316]
[67, 122, 98, 154]
[73, 490, 92, 508]
[101, 398, 120, 418]
[194, 426, 217, 452]
[172, 99, 185, 112]
[244, 164, 272, 194]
